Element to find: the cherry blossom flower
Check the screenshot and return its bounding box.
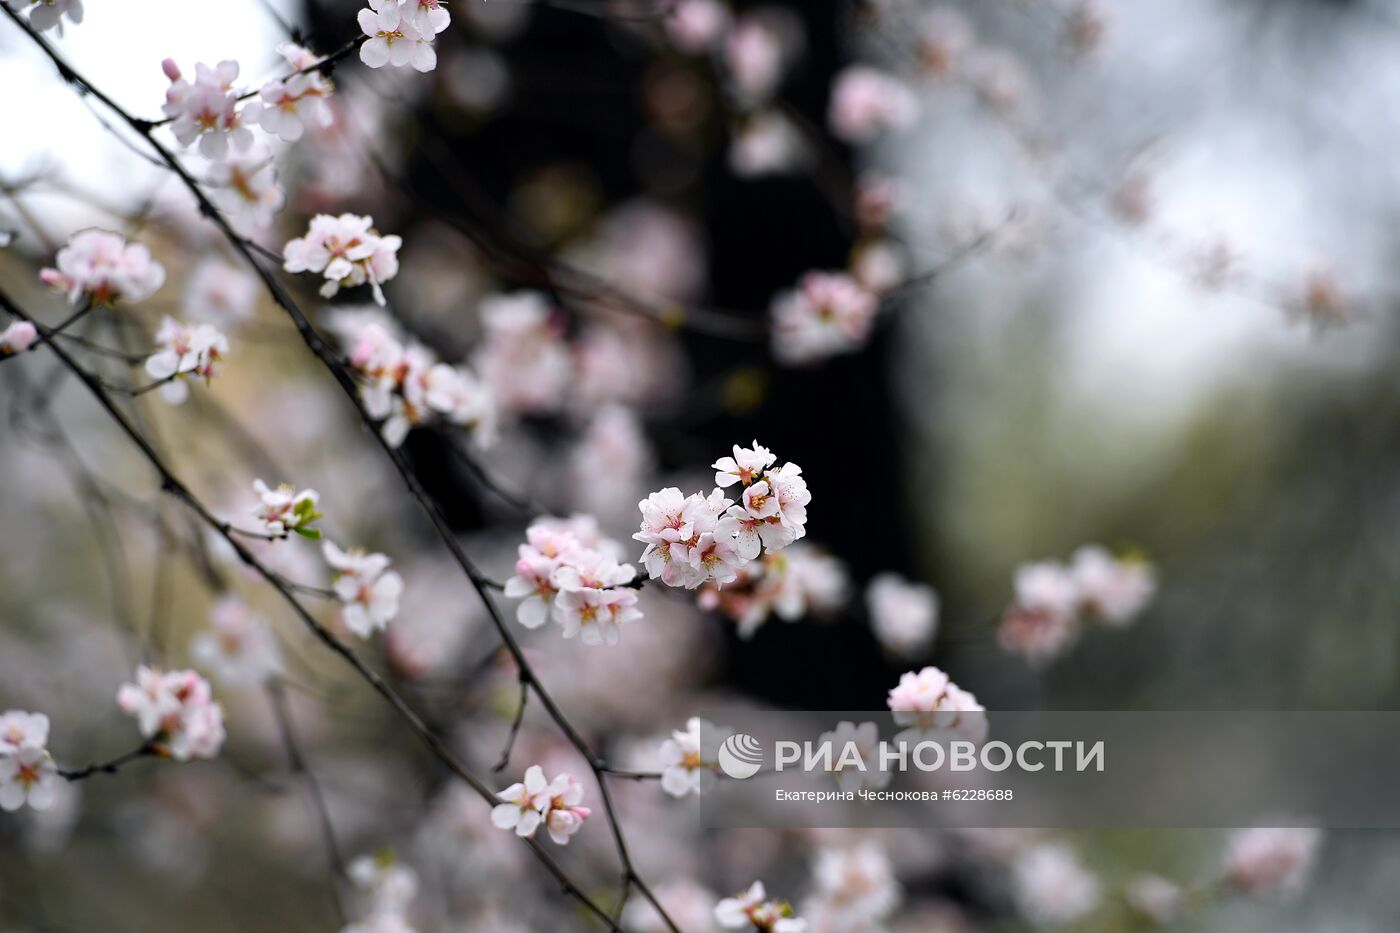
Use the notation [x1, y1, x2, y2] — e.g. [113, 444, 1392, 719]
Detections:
[866, 573, 939, 658]
[323, 541, 404, 638]
[666, 0, 730, 54]
[145, 317, 229, 405]
[770, 272, 879, 366]
[116, 666, 226, 761]
[251, 479, 322, 539]
[0, 321, 37, 355]
[490, 764, 549, 838]
[828, 66, 918, 143]
[39, 229, 166, 306]
[503, 517, 640, 643]
[472, 292, 570, 416]
[887, 665, 986, 744]
[658, 716, 718, 798]
[257, 43, 334, 142]
[346, 853, 419, 932]
[1068, 545, 1155, 627]
[0, 746, 57, 812]
[283, 213, 402, 305]
[206, 152, 286, 230]
[715, 881, 807, 932]
[1011, 844, 1101, 928]
[160, 59, 261, 160]
[803, 842, 901, 930]
[183, 259, 256, 324]
[1224, 828, 1321, 897]
[816, 720, 888, 793]
[714, 440, 777, 488]
[358, 0, 450, 74]
[423, 362, 496, 442]
[0, 710, 49, 756]
[1125, 874, 1181, 924]
[569, 405, 652, 524]
[191, 595, 283, 686]
[17, 0, 83, 35]
[491, 765, 590, 844]
[724, 11, 801, 104]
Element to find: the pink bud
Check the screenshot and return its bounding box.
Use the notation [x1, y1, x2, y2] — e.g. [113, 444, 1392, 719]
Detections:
[161, 58, 182, 82]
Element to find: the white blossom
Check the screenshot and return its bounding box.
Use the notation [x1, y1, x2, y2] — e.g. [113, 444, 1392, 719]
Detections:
[115, 666, 226, 761]
[283, 213, 402, 305]
[323, 541, 404, 637]
[161, 59, 261, 160]
[40, 229, 165, 306]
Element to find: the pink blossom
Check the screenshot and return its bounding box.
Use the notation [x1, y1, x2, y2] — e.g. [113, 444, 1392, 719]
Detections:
[887, 665, 986, 743]
[160, 59, 260, 160]
[1225, 828, 1321, 897]
[0, 321, 37, 355]
[40, 229, 165, 306]
[116, 666, 226, 761]
[771, 272, 879, 365]
[828, 66, 918, 143]
[866, 573, 939, 658]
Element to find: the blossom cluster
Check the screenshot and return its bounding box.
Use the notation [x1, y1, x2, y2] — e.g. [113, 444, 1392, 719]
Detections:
[998, 545, 1156, 665]
[0, 710, 57, 812]
[323, 541, 404, 639]
[491, 765, 590, 845]
[256, 43, 335, 142]
[886, 665, 986, 744]
[357, 0, 451, 74]
[145, 316, 229, 405]
[802, 843, 901, 931]
[715, 881, 807, 932]
[504, 516, 641, 647]
[116, 666, 226, 761]
[250, 479, 322, 539]
[332, 310, 495, 448]
[0, 320, 37, 355]
[161, 59, 261, 160]
[697, 543, 848, 638]
[39, 229, 166, 307]
[636, 441, 810, 593]
[283, 213, 402, 305]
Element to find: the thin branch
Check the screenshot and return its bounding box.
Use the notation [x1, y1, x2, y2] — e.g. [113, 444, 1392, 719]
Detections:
[493, 676, 530, 773]
[57, 743, 156, 781]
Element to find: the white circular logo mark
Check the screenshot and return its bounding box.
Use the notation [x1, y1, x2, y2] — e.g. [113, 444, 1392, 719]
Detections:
[717, 732, 764, 779]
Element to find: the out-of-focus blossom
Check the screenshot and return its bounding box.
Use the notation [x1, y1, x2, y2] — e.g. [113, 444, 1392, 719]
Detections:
[828, 66, 918, 143]
[998, 560, 1082, 665]
[623, 879, 720, 932]
[346, 852, 419, 932]
[866, 573, 939, 658]
[1011, 844, 1101, 928]
[0, 710, 49, 755]
[358, 0, 450, 73]
[183, 259, 256, 324]
[1224, 828, 1321, 897]
[191, 595, 283, 686]
[283, 213, 402, 304]
[1126, 873, 1181, 924]
[803, 842, 901, 930]
[161, 59, 261, 160]
[771, 272, 879, 366]
[116, 666, 226, 761]
[145, 316, 229, 405]
[724, 10, 802, 105]
[1289, 267, 1352, 329]
[569, 405, 652, 523]
[887, 665, 986, 743]
[16, 0, 84, 34]
[966, 48, 1035, 118]
[472, 291, 570, 416]
[207, 151, 286, 230]
[1069, 545, 1155, 626]
[918, 5, 975, 76]
[40, 229, 165, 306]
[658, 716, 718, 798]
[257, 43, 335, 142]
[323, 541, 404, 638]
[504, 516, 640, 644]
[851, 239, 906, 295]
[715, 880, 807, 932]
[0, 320, 37, 355]
[666, 0, 730, 54]
[699, 544, 848, 638]
[730, 109, 809, 177]
[816, 720, 889, 793]
[1064, 1, 1108, 58]
[491, 765, 590, 845]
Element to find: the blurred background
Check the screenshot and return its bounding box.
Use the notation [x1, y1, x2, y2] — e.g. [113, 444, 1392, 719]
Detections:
[4, 0, 1400, 929]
